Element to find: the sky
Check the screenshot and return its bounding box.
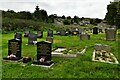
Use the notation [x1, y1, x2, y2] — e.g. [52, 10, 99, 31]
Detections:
[0, 0, 114, 19]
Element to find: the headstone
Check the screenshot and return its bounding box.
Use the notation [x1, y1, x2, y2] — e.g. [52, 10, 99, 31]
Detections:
[93, 27, 98, 34]
[65, 29, 70, 35]
[46, 37, 53, 43]
[90, 28, 93, 33]
[105, 28, 116, 41]
[32, 41, 54, 67]
[47, 30, 53, 37]
[94, 44, 111, 52]
[28, 34, 37, 45]
[3, 39, 22, 60]
[79, 28, 83, 34]
[98, 28, 103, 33]
[24, 31, 30, 37]
[71, 28, 79, 35]
[37, 31, 43, 38]
[56, 30, 60, 35]
[80, 34, 90, 40]
[86, 28, 89, 31]
[60, 30, 66, 36]
[14, 33, 22, 43]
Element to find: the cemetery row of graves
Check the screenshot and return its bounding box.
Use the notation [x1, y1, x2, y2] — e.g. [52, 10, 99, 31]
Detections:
[2, 27, 120, 78]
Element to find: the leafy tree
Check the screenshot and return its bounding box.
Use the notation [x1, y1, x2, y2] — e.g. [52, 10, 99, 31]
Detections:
[63, 19, 71, 25]
[17, 11, 32, 19]
[105, 2, 120, 28]
[33, 5, 48, 22]
[74, 16, 79, 24]
[62, 15, 65, 19]
[67, 16, 71, 19]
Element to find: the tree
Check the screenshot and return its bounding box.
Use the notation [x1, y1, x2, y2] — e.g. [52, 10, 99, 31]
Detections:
[63, 19, 71, 25]
[67, 16, 71, 19]
[33, 5, 48, 22]
[17, 11, 32, 19]
[105, 2, 120, 28]
[62, 15, 65, 19]
[74, 16, 79, 24]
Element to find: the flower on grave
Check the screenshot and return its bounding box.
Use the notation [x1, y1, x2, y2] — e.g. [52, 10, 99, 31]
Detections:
[39, 57, 45, 62]
[7, 54, 16, 58]
[33, 41, 37, 45]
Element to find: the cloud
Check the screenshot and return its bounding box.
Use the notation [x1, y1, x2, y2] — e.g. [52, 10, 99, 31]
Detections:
[0, 0, 113, 19]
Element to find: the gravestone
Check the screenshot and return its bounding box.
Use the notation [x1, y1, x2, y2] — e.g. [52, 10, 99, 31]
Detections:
[60, 30, 66, 36]
[93, 27, 98, 34]
[3, 39, 22, 60]
[37, 31, 43, 38]
[79, 28, 83, 34]
[98, 28, 103, 33]
[47, 30, 53, 37]
[80, 34, 90, 40]
[94, 44, 111, 52]
[46, 37, 53, 43]
[28, 34, 37, 45]
[65, 29, 70, 35]
[105, 28, 116, 41]
[14, 33, 22, 43]
[32, 41, 54, 67]
[71, 28, 79, 35]
[86, 28, 89, 31]
[90, 28, 93, 33]
[24, 31, 30, 37]
[56, 30, 60, 35]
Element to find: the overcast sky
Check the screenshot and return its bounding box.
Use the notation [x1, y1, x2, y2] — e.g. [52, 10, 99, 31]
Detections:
[0, 0, 113, 19]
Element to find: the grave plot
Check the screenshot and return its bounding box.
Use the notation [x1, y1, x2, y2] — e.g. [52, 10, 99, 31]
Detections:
[92, 44, 119, 64]
[14, 32, 22, 43]
[3, 39, 22, 61]
[28, 34, 37, 45]
[71, 28, 79, 35]
[52, 47, 87, 58]
[24, 31, 30, 37]
[37, 31, 43, 38]
[46, 37, 53, 43]
[93, 27, 98, 34]
[32, 41, 54, 68]
[47, 29, 53, 37]
[105, 28, 116, 41]
[80, 33, 90, 40]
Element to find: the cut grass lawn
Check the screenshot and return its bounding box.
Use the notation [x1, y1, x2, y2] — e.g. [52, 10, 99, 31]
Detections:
[1, 30, 120, 78]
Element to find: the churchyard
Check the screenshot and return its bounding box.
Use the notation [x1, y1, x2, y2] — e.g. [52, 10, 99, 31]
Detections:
[1, 27, 120, 78]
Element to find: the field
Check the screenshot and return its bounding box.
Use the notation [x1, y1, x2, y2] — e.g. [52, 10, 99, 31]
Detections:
[1, 30, 120, 78]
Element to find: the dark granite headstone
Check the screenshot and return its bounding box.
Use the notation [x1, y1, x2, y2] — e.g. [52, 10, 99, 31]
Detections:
[71, 28, 79, 35]
[14, 33, 22, 43]
[37, 31, 43, 38]
[65, 29, 70, 35]
[33, 41, 54, 66]
[105, 28, 116, 41]
[90, 28, 93, 33]
[24, 31, 30, 37]
[56, 30, 60, 35]
[93, 27, 98, 34]
[47, 30, 53, 37]
[46, 37, 53, 43]
[86, 28, 89, 31]
[80, 34, 90, 40]
[98, 28, 103, 33]
[28, 34, 37, 45]
[60, 30, 66, 36]
[3, 39, 22, 60]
